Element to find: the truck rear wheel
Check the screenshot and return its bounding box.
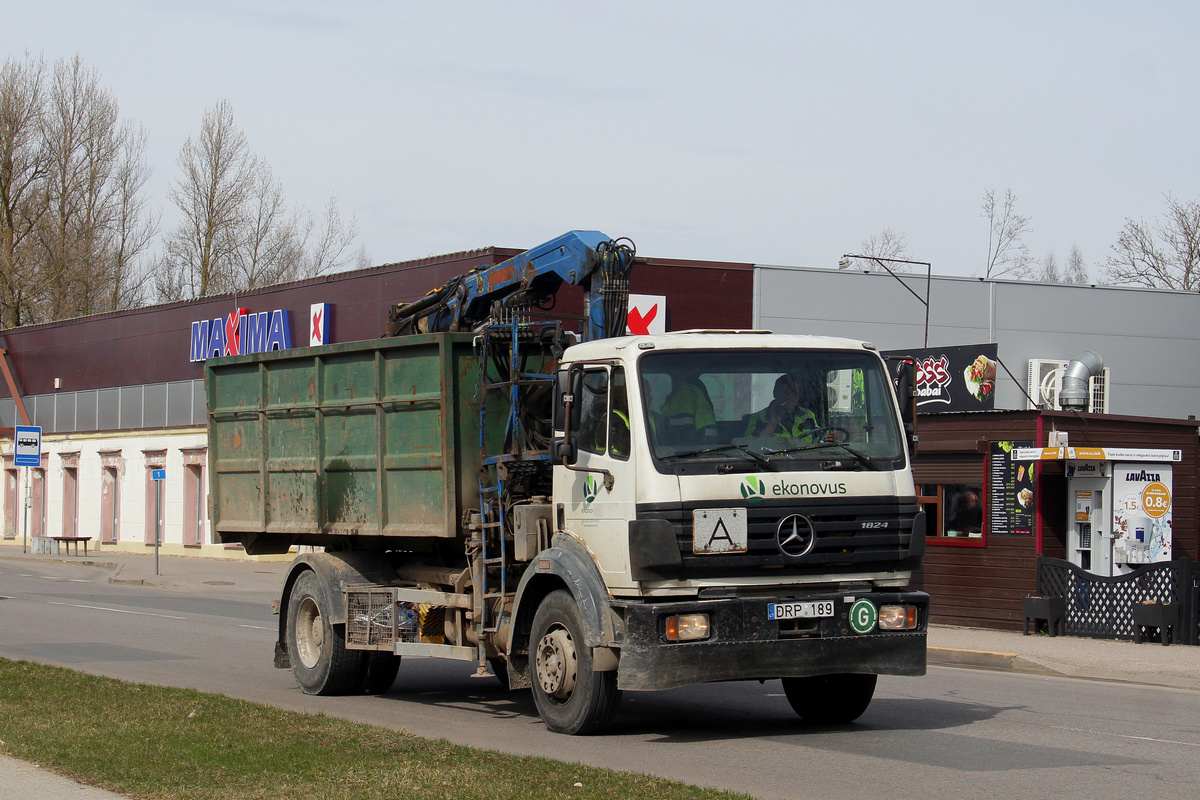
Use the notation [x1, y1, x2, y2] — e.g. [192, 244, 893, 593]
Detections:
[529, 590, 620, 734]
[287, 570, 365, 695]
[782, 673, 877, 724]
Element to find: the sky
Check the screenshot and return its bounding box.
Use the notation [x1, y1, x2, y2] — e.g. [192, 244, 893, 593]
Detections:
[9, 1, 1200, 280]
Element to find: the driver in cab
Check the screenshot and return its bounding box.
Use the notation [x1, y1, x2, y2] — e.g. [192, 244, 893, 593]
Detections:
[745, 375, 833, 444]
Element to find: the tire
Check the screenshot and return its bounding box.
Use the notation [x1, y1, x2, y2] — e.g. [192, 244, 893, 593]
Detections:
[782, 673, 877, 724]
[359, 652, 402, 694]
[488, 657, 510, 689]
[529, 590, 620, 734]
[286, 570, 365, 695]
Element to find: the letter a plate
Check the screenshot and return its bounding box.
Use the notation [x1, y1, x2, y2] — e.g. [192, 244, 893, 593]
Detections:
[693, 508, 747, 554]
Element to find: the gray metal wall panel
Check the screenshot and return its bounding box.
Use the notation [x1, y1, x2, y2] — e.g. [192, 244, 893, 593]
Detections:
[119, 386, 142, 429]
[32, 395, 54, 431]
[192, 380, 206, 425]
[55, 393, 75, 433]
[0, 398, 13, 427]
[97, 388, 120, 430]
[755, 266, 1200, 419]
[75, 390, 97, 431]
[166, 381, 193, 427]
[143, 383, 167, 428]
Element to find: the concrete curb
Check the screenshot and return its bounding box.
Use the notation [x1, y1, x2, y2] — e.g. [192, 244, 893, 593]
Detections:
[929, 646, 1200, 691]
[929, 647, 1059, 676]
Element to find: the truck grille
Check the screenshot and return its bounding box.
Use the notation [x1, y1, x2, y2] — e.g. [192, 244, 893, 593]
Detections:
[636, 497, 920, 579]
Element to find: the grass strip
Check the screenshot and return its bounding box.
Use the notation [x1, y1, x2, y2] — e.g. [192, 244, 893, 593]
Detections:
[0, 658, 750, 800]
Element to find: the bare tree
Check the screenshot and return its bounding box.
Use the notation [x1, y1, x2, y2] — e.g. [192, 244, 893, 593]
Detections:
[0, 54, 47, 327]
[37, 55, 127, 319]
[1103, 195, 1200, 290]
[0, 54, 154, 326]
[982, 189, 1034, 279]
[1064, 243, 1088, 285]
[159, 102, 365, 301]
[849, 228, 911, 272]
[1037, 250, 1061, 282]
[159, 100, 253, 301]
[228, 161, 303, 291]
[296, 194, 364, 278]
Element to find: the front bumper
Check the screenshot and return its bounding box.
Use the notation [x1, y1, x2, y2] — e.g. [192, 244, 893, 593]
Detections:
[615, 591, 928, 691]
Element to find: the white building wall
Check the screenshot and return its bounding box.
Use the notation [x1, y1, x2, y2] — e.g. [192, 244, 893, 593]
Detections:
[0, 427, 250, 559]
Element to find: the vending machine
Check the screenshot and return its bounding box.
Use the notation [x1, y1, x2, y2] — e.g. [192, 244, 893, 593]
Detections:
[1066, 460, 1111, 575]
[1066, 457, 1174, 577]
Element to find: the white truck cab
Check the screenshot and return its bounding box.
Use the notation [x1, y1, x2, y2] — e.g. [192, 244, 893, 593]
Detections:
[543, 331, 927, 711]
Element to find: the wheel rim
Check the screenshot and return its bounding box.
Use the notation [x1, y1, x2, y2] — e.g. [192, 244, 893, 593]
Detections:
[535, 624, 577, 701]
[295, 596, 324, 669]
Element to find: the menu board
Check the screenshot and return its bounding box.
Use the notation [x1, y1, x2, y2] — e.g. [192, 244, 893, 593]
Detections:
[988, 440, 1035, 536]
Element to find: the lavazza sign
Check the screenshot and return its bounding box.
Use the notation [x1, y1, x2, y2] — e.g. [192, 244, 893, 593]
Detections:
[189, 303, 331, 362]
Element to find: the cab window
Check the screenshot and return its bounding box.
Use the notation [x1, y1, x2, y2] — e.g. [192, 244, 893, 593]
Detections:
[609, 367, 630, 461]
[577, 369, 608, 455]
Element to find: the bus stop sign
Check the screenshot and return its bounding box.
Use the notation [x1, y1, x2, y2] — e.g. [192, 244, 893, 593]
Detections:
[14, 425, 41, 467]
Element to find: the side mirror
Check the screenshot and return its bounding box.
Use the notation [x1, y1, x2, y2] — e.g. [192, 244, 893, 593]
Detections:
[552, 367, 584, 464]
[893, 358, 918, 454]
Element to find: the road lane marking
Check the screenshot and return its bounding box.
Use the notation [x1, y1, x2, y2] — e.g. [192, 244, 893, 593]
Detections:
[238, 624, 273, 630]
[1052, 725, 1200, 748]
[47, 601, 187, 621]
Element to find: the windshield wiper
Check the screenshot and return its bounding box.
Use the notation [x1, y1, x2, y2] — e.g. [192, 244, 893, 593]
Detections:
[661, 444, 778, 471]
[764, 442, 882, 471]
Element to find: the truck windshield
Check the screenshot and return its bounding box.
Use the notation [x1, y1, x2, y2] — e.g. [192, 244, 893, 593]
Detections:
[639, 349, 905, 471]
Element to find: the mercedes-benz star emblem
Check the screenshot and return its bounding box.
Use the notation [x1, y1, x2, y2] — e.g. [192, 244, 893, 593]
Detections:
[775, 514, 815, 558]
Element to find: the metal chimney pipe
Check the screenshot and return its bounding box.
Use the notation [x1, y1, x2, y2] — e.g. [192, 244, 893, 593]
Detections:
[1059, 351, 1104, 410]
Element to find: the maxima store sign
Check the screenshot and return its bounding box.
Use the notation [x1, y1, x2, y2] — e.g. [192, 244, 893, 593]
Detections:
[189, 303, 331, 362]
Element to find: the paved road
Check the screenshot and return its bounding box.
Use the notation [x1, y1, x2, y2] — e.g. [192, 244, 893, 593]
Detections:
[2, 556, 1199, 800]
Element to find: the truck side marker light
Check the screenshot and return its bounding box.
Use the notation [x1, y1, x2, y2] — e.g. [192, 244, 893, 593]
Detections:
[665, 614, 710, 642]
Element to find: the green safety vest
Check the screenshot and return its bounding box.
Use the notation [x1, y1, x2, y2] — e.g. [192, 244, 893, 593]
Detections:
[660, 382, 717, 431]
[744, 406, 820, 441]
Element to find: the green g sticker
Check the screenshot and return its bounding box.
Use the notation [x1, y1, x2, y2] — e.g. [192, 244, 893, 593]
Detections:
[849, 599, 878, 634]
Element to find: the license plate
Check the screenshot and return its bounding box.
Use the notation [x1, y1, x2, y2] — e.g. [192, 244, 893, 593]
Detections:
[768, 601, 835, 621]
[692, 508, 747, 554]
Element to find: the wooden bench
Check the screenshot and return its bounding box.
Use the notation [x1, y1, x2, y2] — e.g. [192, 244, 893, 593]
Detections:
[51, 536, 93, 557]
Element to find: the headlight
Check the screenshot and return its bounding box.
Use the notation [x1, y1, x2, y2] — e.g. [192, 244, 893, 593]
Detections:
[878, 604, 919, 630]
[665, 613, 710, 641]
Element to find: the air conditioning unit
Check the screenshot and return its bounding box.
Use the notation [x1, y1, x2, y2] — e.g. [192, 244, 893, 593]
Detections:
[1027, 359, 1110, 413]
[827, 370, 854, 412]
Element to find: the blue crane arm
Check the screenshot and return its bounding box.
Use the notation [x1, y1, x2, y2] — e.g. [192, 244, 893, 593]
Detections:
[385, 231, 635, 341]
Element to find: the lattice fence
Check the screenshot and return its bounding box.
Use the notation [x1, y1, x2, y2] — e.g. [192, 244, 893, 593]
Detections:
[1036, 556, 1197, 644]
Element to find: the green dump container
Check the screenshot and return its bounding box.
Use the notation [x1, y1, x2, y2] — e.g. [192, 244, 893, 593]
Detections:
[206, 333, 483, 552]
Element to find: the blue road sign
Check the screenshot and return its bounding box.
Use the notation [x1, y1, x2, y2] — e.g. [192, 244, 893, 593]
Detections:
[152, 469, 166, 481]
[15, 425, 41, 467]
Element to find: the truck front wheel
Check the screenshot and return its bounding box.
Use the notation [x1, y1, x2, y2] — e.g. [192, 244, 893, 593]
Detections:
[287, 570, 365, 695]
[782, 673, 877, 724]
[529, 590, 620, 734]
